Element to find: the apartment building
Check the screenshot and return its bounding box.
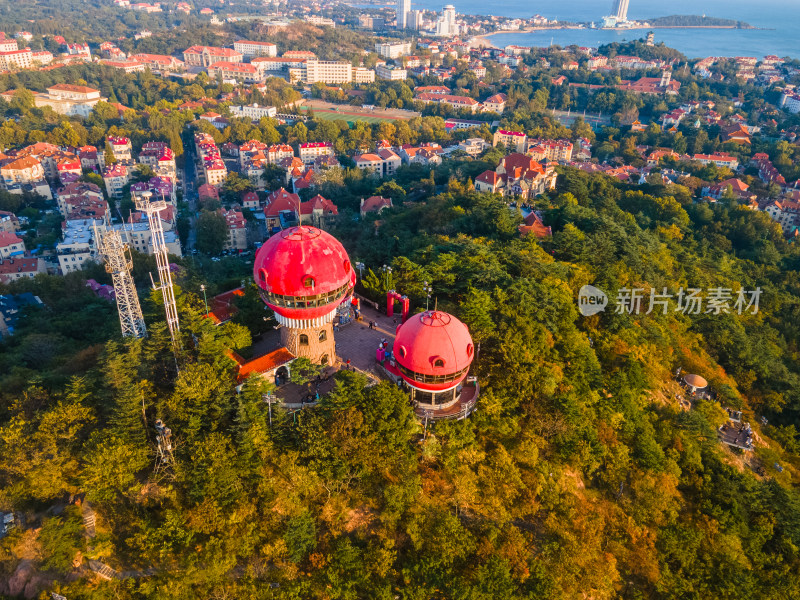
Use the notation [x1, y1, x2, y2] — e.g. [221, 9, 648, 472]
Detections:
[207, 61, 263, 83]
[129, 53, 185, 71]
[526, 139, 573, 162]
[108, 136, 133, 161]
[298, 142, 334, 164]
[0, 33, 18, 53]
[354, 149, 401, 177]
[139, 142, 176, 181]
[0, 48, 33, 71]
[492, 130, 527, 153]
[183, 46, 242, 67]
[229, 103, 277, 120]
[100, 59, 146, 74]
[376, 64, 407, 80]
[233, 40, 277, 57]
[375, 41, 412, 59]
[58, 219, 182, 275]
[221, 208, 248, 251]
[16, 84, 107, 117]
[102, 164, 130, 198]
[0, 156, 45, 186]
[354, 67, 376, 83]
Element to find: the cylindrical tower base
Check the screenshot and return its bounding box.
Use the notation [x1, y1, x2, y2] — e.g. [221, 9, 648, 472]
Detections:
[281, 321, 337, 366]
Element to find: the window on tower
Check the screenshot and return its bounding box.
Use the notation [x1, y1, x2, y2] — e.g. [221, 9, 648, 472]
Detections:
[299, 334, 309, 346]
[319, 330, 327, 342]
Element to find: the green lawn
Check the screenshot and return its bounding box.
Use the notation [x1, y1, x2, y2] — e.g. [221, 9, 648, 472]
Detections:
[299, 107, 401, 124]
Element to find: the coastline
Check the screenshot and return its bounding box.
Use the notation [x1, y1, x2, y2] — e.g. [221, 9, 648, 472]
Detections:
[470, 24, 759, 50]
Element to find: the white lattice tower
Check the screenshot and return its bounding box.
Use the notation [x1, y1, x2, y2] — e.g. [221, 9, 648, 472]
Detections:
[135, 191, 180, 347]
[94, 225, 147, 338]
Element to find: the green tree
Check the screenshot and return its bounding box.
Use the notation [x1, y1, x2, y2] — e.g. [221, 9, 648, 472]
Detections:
[196, 210, 227, 255]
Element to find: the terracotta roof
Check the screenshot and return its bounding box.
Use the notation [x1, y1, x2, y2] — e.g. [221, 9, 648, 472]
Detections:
[518, 212, 552, 238]
[48, 83, 99, 94]
[0, 231, 23, 246]
[0, 257, 39, 275]
[475, 170, 502, 185]
[361, 195, 392, 213]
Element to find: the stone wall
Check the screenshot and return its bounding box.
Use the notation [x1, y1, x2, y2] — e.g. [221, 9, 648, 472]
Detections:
[281, 321, 336, 365]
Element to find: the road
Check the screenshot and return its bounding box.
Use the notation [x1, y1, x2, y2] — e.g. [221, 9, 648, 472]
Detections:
[181, 128, 199, 253]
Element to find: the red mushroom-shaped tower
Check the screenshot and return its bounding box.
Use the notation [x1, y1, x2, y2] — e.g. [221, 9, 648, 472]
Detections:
[393, 310, 476, 414]
[253, 226, 355, 364]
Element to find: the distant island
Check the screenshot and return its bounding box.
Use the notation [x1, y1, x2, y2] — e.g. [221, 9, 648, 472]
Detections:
[646, 15, 755, 29]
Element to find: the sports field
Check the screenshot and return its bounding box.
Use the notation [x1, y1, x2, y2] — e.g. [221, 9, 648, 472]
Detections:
[298, 100, 420, 125]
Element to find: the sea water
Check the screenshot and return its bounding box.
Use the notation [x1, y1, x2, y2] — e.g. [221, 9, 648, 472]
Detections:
[407, 0, 800, 59]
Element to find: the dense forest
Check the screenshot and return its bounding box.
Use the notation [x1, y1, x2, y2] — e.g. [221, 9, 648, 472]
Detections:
[645, 16, 754, 29]
[0, 17, 800, 597]
[2, 165, 800, 598]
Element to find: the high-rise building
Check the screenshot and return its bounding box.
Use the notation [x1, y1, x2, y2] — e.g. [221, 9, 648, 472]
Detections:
[435, 4, 457, 37]
[396, 0, 410, 28]
[612, 0, 629, 21]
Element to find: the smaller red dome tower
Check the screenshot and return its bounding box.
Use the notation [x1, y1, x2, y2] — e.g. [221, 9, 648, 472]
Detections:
[253, 226, 355, 364]
[393, 310, 476, 415]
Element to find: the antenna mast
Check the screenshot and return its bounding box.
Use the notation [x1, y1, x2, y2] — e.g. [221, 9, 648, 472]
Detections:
[135, 191, 180, 348]
[94, 225, 147, 338]
[153, 419, 175, 478]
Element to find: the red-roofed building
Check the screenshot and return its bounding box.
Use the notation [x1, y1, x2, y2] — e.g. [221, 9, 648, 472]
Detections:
[207, 60, 263, 83]
[518, 211, 552, 238]
[183, 45, 242, 67]
[102, 163, 129, 198]
[476, 153, 557, 199]
[360, 195, 392, 217]
[206, 287, 245, 325]
[0, 231, 25, 258]
[264, 188, 301, 229]
[492, 130, 527, 153]
[482, 93, 507, 113]
[221, 208, 248, 250]
[241, 191, 260, 210]
[693, 153, 739, 170]
[354, 149, 401, 177]
[129, 53, 185, 71]
[108, 136, 132, 161]
[198, 183, 219, 203]
[701, 178, 755, 202]
[0, 257, 45, 283]
[414, 85, 450, 94]
[300, 194, 338, 227]
[474, 170, 506, 194]
[77, 145, 102, 171]
[414, 93, 481, 112]
[299, 142, 334, 164]
[229, 346, 296, 383]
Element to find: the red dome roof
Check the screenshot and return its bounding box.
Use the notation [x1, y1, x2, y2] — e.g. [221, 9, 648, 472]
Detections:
[253, 226, 355, 320]
[393, 310, 474, 392]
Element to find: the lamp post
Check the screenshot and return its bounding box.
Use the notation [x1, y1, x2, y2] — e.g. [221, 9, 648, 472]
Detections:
[382, 264, 392, 291]
[200, 284, 208, 316]
[423, 281, 433, 311]
[355, 261, 365, 280]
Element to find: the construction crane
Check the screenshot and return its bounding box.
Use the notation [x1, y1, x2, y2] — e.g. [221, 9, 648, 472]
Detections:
[94, 225, 147, 338]
[134, 191, 180, 349]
